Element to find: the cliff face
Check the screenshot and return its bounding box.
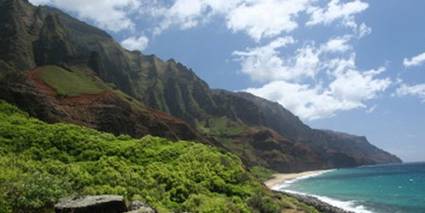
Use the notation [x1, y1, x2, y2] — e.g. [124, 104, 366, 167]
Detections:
[0, 66, 207, 143]
[0, 0, 401, 172]
[0, 0, 206, 143]
[225, 92, 401, 167]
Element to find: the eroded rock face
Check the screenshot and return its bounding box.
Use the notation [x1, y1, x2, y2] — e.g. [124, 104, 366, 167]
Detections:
[55, 195, 127, 213]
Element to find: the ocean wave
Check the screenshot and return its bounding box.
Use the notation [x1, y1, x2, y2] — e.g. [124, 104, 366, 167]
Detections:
[283, 189, 374, 213]
[274, 170, 374, 213]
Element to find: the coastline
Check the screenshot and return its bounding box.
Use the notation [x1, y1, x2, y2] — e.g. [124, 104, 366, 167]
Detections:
[280, 191, 354, 213]
[264, 170, 330, 190]
[265, 170, 355, 213]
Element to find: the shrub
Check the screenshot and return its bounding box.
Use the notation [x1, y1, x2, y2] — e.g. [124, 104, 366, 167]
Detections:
[0, 100, 316, 213]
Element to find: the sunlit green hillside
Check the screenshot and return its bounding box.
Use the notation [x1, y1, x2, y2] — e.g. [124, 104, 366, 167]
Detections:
[0, 101, 317, 213]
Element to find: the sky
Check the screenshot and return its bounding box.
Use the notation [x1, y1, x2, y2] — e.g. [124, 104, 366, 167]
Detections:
[28, 0, 425, 162]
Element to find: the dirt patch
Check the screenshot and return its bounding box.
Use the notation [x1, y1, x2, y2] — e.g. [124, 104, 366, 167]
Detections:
[27, 68, 56, 96]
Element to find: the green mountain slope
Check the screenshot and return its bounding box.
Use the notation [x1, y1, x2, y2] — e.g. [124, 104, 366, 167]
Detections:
[0, 100, 318, 213]
[37, 65, 107, 96]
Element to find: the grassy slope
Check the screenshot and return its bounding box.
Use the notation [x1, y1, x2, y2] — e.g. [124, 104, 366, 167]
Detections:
[197, 117, 247, 137]
[38, 65, 107, 96]
[0, 101, 318, 213]
[37, 65, 148, 113]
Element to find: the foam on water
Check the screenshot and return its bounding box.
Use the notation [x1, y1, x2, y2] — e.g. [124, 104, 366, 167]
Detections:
[275, 163, 425, 213]
[275, 169, 375, 213]
[283, 189, 374, 213]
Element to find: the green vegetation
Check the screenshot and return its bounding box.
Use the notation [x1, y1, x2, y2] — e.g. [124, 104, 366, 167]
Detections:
[0, 101, 318, 213]
[250, 166, 275, 182]
[198, 117, 247, 136]
[38, 65, 107, 96]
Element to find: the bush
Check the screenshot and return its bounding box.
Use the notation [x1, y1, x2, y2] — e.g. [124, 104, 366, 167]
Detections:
[0, 100, 316, 213]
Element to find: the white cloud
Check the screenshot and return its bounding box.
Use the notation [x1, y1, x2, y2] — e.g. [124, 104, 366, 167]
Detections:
[233, 37, 326, 82]
[234, 36, 355, 82]
[121, 35, 149, 51]
[245, 64, 390, 120]
[29, 0, 140, 32]
[134, 0, 370, 42]
[307, 0, 369, 27]
[403, 52, 425, 68]
[306, 0, 371, 38]
[239, 36, 390, 121]
[29, 0, 372, 42]
[29, 0, 368, 43]
[226, 0, 313, 41]
[246, 81, 338, 120]
[396, 83, 425, 102]
[149, 0, 314, 40]
[149, 0, 242, 35]
[152, 0, 208, 34]
[328, 67, 390, 103]
[321, 36, 352, 53]
[366, 105, 377, 113]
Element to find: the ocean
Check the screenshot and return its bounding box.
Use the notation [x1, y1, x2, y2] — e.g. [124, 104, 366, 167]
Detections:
[276, 163, 425, 213]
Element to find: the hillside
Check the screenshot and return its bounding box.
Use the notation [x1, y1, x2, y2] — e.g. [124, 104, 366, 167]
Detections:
[0, 100, 320, 212]
[0, 0, 401, 173]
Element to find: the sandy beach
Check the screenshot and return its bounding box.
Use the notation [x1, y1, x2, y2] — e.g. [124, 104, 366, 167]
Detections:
[264, 170, 328, 190]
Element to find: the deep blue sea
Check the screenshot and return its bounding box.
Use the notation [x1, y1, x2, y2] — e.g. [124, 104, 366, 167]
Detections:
[276, 163, 425, 213]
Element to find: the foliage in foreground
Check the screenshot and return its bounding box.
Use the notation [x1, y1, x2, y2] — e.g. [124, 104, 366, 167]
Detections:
[0, 101, 317, 213]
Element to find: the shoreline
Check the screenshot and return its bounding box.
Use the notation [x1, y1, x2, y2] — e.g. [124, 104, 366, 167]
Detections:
[279, 191, 354, 213]
[264, 170, 330, 190]
[265, 170, 355, 213]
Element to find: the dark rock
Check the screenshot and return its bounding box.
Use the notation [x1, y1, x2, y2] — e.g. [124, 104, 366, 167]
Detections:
[54, 195, 127, 213]
[281, 192, 354, 213]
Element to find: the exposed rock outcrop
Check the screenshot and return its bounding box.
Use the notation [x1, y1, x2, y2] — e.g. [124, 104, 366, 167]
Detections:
[282, 192, 354, 213]
[54, 196, 157, 213]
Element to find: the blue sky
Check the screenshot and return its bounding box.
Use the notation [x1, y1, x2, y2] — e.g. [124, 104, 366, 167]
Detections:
[29, 0, 425, 162]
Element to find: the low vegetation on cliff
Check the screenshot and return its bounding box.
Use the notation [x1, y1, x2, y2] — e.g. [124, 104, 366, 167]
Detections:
[0, 101, 317, 213]
[38, 65, 107, 96]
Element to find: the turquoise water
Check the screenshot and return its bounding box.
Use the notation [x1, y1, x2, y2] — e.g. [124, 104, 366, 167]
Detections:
[278, 163, 425, 213]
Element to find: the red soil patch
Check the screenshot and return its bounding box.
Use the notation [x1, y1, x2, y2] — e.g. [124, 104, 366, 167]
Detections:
[26, 68, 119, 127]
[27, 68, 114, 106]
[27, 68, 56, 96]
